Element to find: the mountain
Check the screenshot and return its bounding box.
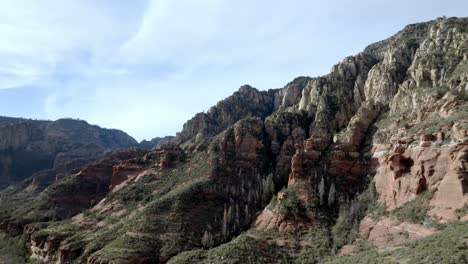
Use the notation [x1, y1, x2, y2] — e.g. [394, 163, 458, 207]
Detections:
[0, 17, 467, 264]
[0, 117, 140, 190]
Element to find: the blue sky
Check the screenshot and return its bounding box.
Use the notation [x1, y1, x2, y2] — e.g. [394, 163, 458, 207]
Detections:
[0, 0, 466, 141]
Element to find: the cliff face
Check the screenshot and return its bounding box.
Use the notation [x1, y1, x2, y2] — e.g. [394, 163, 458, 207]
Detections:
[0, 17, 467, 264]
[0, 117, 139, 189]
[254, 17, 468, 231]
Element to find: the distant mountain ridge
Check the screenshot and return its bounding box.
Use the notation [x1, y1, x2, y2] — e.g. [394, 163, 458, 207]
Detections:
[0, 117, 141, 189]
[139, 136, 175, 150]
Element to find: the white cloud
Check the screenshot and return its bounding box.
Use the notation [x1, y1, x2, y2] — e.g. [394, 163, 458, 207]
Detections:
[117, 0, 224, 65]
[0, 0, 144, 88]
[1, 0, 467, 140]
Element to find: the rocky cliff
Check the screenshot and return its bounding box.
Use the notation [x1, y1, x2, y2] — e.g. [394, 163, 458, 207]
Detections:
[0, 17, 467, 264]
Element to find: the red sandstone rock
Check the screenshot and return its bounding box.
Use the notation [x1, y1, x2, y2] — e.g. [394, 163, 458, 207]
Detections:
[374, 139, 467, 220]
[110, 163, 146, 191]
[254, 208, 313, 233]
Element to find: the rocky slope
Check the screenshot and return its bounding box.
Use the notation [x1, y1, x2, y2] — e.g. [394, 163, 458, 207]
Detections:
[0, 17, 467, 264]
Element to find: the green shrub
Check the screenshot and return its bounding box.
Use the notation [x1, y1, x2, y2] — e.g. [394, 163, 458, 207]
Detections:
[324, 221, 468, 264]
[0, 232, 29, 264]
[322, 248, 396, 264]
[455, 204, 468, 218]
[296, 225, 333, 263]
[396, 221, 468, 263]
[390, 191, 432, 224]
[168, 235, 293, 264]
[278, 188, 305, 215]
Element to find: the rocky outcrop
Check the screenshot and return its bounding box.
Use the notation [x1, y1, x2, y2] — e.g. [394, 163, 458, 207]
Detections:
[30, 234, 64, 263]
[45, 149, 149, 216]
[175, 85, 277, 145]
[374, 135, 467, 213]
[110, 144, 185, 191]
[255, 207, 313, 233]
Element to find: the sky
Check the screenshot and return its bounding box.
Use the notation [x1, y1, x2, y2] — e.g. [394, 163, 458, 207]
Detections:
[0, 0, 466, 141]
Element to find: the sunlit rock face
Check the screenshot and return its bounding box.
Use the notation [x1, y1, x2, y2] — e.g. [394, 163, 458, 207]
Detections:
[256, 17, 468, 230]
[373, 134, 467, 219]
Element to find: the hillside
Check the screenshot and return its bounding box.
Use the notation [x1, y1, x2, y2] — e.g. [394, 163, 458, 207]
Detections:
[0, 17, 467, 264]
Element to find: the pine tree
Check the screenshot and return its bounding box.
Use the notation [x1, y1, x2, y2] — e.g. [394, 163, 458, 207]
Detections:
[262, 173, 275, 203]
[319, 177, 326, 205]
[349, 197, 360, 222]
[222, 204, 228, 237]
[201, 230, 214, 248]
[328, 182, 336, 206]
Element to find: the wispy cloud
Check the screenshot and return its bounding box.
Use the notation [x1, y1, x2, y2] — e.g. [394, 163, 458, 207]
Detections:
[0, 0, 466, 140]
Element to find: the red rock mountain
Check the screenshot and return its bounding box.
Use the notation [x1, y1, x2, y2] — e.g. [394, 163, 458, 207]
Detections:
[0, 17, 467, 264]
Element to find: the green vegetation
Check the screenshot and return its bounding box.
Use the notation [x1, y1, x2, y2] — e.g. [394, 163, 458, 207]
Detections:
[324, 221, 468, 264]
[356, 181, 386, 220]
[331, 179, 385, 251]
[371, 112, 405, 144]
[295, 225, 333, 264]
[455, 204, 468, 218]
[262, 174, 275, 204]
[91, 234, 161, 263]
[0, 166, 112, 225]
[109, 153, 211, 205]
[278, 187, 306, 215]
[394, 221, 468, 263]
[168, 235, 293, 264]
[0, 232, 29, 264]
[390, 191, 432, 224]
[0, 152, 216, 264]
[0, 187, 55, 224]
[169, 221, 468, 264]
[451, 59, 468, 80]
[452, 89, 468, 102]
[254, 181, 386, 263]
[407, 102, 468, 134]
[86, 154, 217, 262]
[30, 220, 80, 242]
[322, 248, 396, 264]
[373, 98, 468, 144]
